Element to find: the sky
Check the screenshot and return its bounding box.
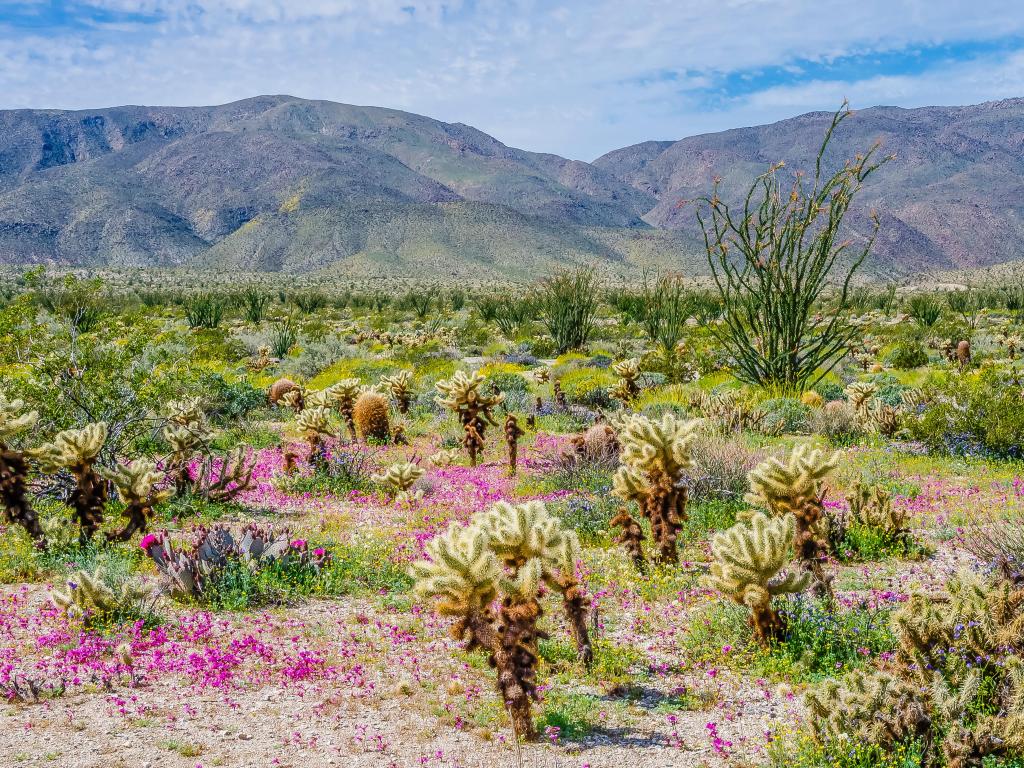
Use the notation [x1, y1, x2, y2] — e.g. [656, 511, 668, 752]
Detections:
[2, 1, 1024, 160]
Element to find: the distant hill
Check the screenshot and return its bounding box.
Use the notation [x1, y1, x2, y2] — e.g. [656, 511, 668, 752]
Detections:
[1, 95, 1022, 278]
[595, 99, 1024, 275]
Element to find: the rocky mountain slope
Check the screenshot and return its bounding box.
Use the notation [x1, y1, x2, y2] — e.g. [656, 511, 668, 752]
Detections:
[1, 95, 1022, 277]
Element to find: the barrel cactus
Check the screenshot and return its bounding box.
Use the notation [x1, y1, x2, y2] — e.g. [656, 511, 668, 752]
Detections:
[353, 390, 391, 442]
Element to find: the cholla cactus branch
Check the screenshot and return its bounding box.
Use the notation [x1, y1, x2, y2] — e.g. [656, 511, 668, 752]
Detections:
[706, 512, 810, 645]
[98, 458, 173, 542]
[0, 395, 44, 547]
[611, 413, 698, 564]
[31, 422, 108, 543]
[435, 371, 504, 466]
[381, 370, 415, 414]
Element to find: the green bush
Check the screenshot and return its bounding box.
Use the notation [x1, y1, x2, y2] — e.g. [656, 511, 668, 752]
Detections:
[759, 397, 811, 435]
[885, 341, 929, 369]
[558, 367, 615, 409]
[907, 368, 1024, 458]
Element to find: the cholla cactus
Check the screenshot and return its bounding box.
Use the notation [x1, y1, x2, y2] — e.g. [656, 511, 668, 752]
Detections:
[411, 500, 588, 739]
[98, 459, 173, 542]
[845, 480, 907, 539]
[295, 406, 333, 466]
[705, 512, 809, 645]
[50, 567, 151, 628]
[372, 461, 424, 504]
[611, 413, 698, 564]
[504, 413, 525, 476]
[745, 444, 839, 597]
[324, 379, 361, 439]
[429, 448, 461, 467]
[806, 571, 1024, 766]
[610, 358, 642, 405]
[380, 370, 415, 414]
[162, 399, 213, 494]
[845, 382, 877, 418]
[31, 422, 108, 543]
[435, 370, 505, 466]
[998, 331, 1022, 360]
[0, 395, 45, 547]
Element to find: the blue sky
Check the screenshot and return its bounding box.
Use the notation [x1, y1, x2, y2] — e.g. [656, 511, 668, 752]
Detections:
[2, 1, 1024, 159]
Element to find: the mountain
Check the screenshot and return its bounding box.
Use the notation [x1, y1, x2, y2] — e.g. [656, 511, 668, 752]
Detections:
[594, 99, 1024, 274]
[1, 95, 1022, 278]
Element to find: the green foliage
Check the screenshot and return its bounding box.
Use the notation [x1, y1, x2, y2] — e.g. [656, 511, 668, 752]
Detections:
[885, 340, 930, 369]
[33, 273, 105, 332]
[759, 397, 812, 435]
[907, 368, 1024, 458]
[237, 287, 271, 323]
[291, 291, 327, 314]
[269, 316, 298, 358]
[183, 294, 225, 329]
[536, 268, 599, 354]
[697, 104, 890, 389]
[907, 294, 943, 327]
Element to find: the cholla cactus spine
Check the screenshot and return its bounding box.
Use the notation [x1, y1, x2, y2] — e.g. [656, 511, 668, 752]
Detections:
[372, 461, 425, 504]
[706, 512, 809, 645]
[434, 370, 504, 466]
[295, 406, 333, 465]
[98, 458, 173, 541]
[380, 370, 415, 414]
[611, 413, 698, 564]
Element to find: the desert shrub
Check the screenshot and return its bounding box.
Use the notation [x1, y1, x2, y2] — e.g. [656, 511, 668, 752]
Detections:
[536, 268, 599, 354]
[269, 317, 298, 358]
[683, 432, 765, 502]
[278, 446, 375, 496]
[865, 373, 909, 407]
[885, 340, 929, 369]
[907, 369, 1024, 458]
[183, 294, 225, 329]
[558, 367, 615, 410]
[813, 381, 846, 402]
[759, 397, 812, 435]
[238, 287, 271, 323]
[200, 374, 266, 423]
[551, 495, 618, 544]
[291, 291, 327, 314]
[809, 400, 863, 446]
[32, 272, 105, 332]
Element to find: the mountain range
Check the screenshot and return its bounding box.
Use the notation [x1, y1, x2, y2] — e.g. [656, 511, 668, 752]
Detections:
[1, 95, 1022, 279]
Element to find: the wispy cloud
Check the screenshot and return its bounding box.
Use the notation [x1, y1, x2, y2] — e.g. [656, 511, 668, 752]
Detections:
[1, 0, 1023, 158]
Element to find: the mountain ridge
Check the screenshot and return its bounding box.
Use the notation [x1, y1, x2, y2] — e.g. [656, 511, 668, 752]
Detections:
[1, 95, 1022, 278]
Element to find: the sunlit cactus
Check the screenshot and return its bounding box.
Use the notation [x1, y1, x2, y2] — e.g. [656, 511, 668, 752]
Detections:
[429, 448, 461, 467]
[324, 378, 361, 439]
[372, 461, 424, 504]
[0, 394, 45, 547]
[845, 479, 907, 539]
[611, 413, 698, 564]
[353, 390, 391, 442]
[50, 567, 151, 629]
[295, 406, 333, 466]
[194, 447, 256, 503]
[435, 370, 504, 466]
[610, 357, 642, 405]
[31, 422, 108, 543]
[504, 413, 525, 475]
[381, 370, 415, 414]
[705, 512, 809, 645]
[98, 458, 173, 541]
[844, 382, 877, 418]
[745, 444, 839, 597]
[269, 378, 303, 411]
[411, 500, 588, 739]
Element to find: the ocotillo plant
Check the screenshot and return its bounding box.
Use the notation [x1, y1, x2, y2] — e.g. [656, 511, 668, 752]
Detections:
[745, 444, 840, 598]
[696, 103, 892, 389]
[31, 422, 108, 544]
[435, 370, 505, 466]
[98, 458, 173, 541]
[411, 500, 588, 739]
[610, 413, 698, 565]
[0, 395, 45, 547]
[380, 370, 415, 414]
[706, 512, 810, 645]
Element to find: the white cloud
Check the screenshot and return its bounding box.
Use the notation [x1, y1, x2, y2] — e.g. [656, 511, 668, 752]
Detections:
[0, 0, 1023, 157]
